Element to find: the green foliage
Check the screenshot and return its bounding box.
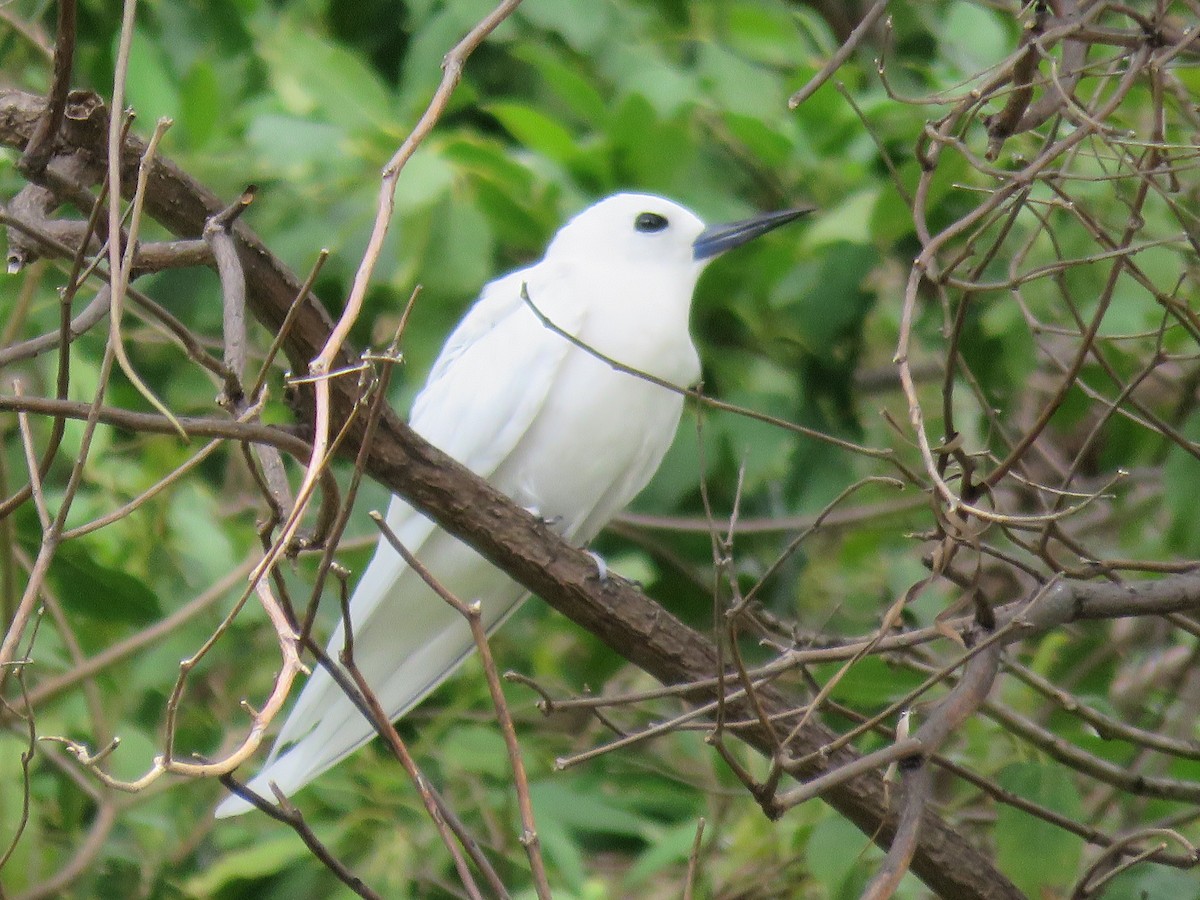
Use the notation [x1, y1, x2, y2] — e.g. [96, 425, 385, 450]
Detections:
[3, 0, 1200, 898]
[994, 763, 1085, 897]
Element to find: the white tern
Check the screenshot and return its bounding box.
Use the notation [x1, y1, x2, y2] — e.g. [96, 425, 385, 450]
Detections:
[215, 192, 809, 817]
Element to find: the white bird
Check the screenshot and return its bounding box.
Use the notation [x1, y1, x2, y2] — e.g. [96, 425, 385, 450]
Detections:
[215, 192, 809, 817]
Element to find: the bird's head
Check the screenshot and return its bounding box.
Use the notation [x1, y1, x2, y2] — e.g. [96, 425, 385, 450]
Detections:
[544, 192, 814, 275]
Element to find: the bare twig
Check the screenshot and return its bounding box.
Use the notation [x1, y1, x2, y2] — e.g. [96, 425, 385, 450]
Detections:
[370, 513, 553, 899]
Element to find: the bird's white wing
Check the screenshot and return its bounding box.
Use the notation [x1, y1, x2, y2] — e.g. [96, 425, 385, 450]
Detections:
[215, 267, 583, 817]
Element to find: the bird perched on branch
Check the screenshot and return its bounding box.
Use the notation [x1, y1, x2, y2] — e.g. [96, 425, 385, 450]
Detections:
[216, 192, 810, 817]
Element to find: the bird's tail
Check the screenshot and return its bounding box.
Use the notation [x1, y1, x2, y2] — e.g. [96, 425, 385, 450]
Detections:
[215, 509, 528, 818]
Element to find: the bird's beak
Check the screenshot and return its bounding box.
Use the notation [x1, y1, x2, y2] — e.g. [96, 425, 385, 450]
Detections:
[692, 205, 816, 261]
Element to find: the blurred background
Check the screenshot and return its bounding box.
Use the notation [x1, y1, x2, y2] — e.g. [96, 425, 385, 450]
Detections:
[2, 1, 1199, 897]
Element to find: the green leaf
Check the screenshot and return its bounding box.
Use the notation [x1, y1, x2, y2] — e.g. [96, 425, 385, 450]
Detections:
[602, 549, 657, 589]
[723, 2, 813, 67]
[47, 539, 162, 626]
[624, 818, 704, 887]
[530, 781, 652, 839]
[788, 242, 878, 353]
[635, 409, 703, 509]
[723, 113, 795, 167]
[123, 28, 181, 129]
[167, 482, 238, 588]
[182, 836, 314, 895]
[1102, 864, 1200, 900]
[995, 762, 1085, 896]
[512, 45, 611, 125]
[942, 4, 1012, 75]
[178, 59, 221, 148]
[245, 113, 348, 174]
[806, 814, 870, 897]
[517, 0, 614, 53]
[815, 656, 924, 707]
[716, 391, 797, 491]
[260, 19, 394, 134]
[1097, 272, 1168, 337]
[1164, 417, 1200, 553]
[0, 733, 36, 893]
[420, 194, 495, 295]
[536, 809, 589, 888]
[803, 190, 879, 249]
[697, 44, 787, 119]
[488, 102, 580, 164]
[103, 726, 162, 783]
[601, 46, 699, 118]
[607, 95, 695, 186]
[441, 725, 512, 779]
[399, 0, 514, 112]
[393, 147, 457, 211]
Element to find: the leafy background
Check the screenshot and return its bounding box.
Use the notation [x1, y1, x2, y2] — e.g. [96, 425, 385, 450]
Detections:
[2, 1, 1198, 898]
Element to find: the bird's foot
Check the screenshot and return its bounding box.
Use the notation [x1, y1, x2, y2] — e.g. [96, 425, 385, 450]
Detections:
[526, 505, 564, 530]
[585, 549, 610, 583]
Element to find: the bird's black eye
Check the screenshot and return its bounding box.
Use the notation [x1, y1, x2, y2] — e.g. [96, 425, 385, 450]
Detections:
[634, 212, 669, 233]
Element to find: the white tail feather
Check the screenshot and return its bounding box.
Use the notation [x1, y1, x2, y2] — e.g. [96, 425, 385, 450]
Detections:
[215, 511, 528, 818]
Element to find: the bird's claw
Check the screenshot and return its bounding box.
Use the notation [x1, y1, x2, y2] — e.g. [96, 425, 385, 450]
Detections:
[585, 550, 609, 583]
[526, 505, 563, 529]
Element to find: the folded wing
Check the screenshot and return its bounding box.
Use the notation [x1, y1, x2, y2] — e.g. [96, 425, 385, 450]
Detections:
[215, 268, 583, 817]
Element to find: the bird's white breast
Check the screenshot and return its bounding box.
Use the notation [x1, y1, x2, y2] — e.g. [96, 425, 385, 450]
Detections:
[491, 257, 701, 542]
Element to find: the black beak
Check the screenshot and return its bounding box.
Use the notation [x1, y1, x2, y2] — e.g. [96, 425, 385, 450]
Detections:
[692, 205, 816, 261]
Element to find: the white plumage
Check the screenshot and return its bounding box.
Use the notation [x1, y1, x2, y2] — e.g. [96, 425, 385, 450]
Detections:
[216, 193, 807, 817]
